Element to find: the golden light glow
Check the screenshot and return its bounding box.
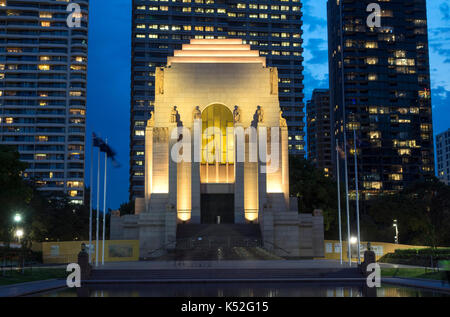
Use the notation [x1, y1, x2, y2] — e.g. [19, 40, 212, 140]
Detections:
[174, 50, 259, 57]
[178, 211, 191, 222]
[183, 44, 251, 51]
[245, 212, 258, 222]
[168, 56, 266, 66]
[152, 183, 168, 194]
[266, 183, 283, 193]
[190, 39, 244, 45]
[168, 39, 266, 66]
[201, 104, 234, 164]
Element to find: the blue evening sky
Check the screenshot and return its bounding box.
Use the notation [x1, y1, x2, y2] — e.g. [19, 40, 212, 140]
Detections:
[86, 1, 450, 210]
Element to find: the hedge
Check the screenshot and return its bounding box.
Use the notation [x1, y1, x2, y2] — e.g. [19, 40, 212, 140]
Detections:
[379, 248, 450, 267]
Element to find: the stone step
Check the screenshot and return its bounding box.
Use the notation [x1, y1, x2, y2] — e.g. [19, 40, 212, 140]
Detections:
[90, 268, 363, 281]
[177, 224, 261, 238]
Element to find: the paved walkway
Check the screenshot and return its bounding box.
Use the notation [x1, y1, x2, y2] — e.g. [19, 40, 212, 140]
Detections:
[379, 262, 440, 270]
[0, 279, 66, 297]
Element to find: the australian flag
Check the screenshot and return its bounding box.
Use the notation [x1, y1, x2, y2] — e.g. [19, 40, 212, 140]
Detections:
[93, 133, 121, 167]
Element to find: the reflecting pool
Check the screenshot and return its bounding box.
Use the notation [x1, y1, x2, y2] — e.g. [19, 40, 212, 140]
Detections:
[36, 282, 450, 297]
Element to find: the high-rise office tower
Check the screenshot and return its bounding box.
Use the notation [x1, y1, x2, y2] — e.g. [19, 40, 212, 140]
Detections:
[0, 0, 89, 204]
[130, 0, 305, 200]
[436, 129, 450, 186]
[306, 89, 332, 177]
[327, 0, 434, 199]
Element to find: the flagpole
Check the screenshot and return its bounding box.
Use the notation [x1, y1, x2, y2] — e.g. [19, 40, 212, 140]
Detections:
[353, 129, 361, 264]
[336, 139, 343, 265]
[96, 144, 100, 267]
[88, 135, 93, 264]
[339, 2, 352, 267]
[102, 138, 108, 265]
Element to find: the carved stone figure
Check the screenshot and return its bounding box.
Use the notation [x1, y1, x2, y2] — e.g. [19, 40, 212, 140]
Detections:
[155, 67, 164, 95]
[193, 106, 202, 120]
[279, 110, 287, 127]
[270, 67, 278, 95]
[257, 105, 264, 123]
[170, 106, 178, 123]
[148, 111, 154, 126]
[154, 127, 168, 142]
[233, 105, 241, 123]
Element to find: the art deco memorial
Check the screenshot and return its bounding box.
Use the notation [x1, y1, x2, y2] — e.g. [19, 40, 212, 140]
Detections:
[112, 39, 324, 258]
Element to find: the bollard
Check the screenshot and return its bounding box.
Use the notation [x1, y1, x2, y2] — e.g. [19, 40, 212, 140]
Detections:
[77, 243, 92, 282]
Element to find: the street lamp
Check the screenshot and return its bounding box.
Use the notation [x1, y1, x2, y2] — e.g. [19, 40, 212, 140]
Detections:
[14, 213, 22, 223]
[349, 236, 358, 263]
[393, 219, 399, 244]
[15, 229, 24, 243]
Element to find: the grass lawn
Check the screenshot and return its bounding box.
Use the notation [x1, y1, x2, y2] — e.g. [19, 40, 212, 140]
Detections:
[0, 268, 67, 286]
[382, 268, 448, 281]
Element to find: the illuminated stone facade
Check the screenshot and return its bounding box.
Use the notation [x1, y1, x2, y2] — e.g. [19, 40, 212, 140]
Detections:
[130, 0, 306, 201]
[112, 40, 323, 258]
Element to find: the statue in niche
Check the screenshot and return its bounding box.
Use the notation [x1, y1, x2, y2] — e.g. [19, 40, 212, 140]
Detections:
[148, 111, 154, 126]
[233, 105, 241, 123]
[270, 67, 278, 95]
[155, 67, 164, 95]
[256, 105, 264, 123]
[170, 106, 178, 123]
[193, 106, 202, 121]
[279, 110, 287, 127]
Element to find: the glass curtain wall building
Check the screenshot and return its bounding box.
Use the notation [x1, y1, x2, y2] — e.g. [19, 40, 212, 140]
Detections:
[306, 89, 332, 177]
[0, 0, 89, 204]
[327, 0, 434, 199]
[130, 0, 305, 200]
[436, 129, 450, 186]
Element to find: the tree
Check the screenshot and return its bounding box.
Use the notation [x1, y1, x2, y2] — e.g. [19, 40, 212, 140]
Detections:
[0, 146, 91, 244]
[0, 146, 33, 243]
[362, 178, 450, 247]
[28, 193, 90, 242]
[119, 200, 135, 216]
[289, 156, 341, 237]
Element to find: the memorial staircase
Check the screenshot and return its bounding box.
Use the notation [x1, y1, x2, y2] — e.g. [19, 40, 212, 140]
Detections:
[171, 224, 280, 261]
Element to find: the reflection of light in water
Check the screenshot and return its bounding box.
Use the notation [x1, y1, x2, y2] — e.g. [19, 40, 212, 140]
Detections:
[38, 283, 450, 298]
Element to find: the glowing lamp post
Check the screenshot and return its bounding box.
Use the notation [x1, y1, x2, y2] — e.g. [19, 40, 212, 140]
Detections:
[393, 220, 399, 244]
[14, 213, 22, 223]
[15, 229, 24, 243]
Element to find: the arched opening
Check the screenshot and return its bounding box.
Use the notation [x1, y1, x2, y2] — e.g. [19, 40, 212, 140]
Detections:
[200, 104, 235, 224]
[200, 104, 235, 184]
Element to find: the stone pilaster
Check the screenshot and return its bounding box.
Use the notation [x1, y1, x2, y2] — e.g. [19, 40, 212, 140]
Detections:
[257, 124, 267, 222]
[281, 125, 290, 210]
[234, 123, 245, 223]
[244, 125, 258, 222]
[168, 124, 178, 216]
[144, 123, 153, 213]
[191, 121, 201, 223]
